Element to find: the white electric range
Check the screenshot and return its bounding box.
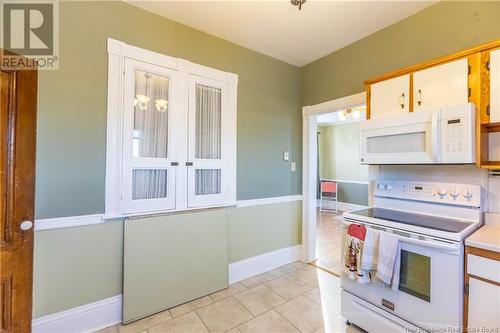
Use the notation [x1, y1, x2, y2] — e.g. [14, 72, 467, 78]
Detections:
[340, 180, 482, 333]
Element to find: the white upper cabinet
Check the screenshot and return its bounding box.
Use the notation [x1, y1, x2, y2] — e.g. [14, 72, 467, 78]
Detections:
[105, 39, 238, 217]
[370, 74, 410, 119]
[490, 48, 500, 123]
[413, 58, 469, 112]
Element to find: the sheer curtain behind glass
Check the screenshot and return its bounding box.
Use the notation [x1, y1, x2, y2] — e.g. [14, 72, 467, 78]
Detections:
[195, 84, 222, 195]
[132, 69, 169, 200]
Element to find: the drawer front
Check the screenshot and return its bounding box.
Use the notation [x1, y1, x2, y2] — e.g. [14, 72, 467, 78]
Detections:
[467, 254, 500, 283]
[468, 277, 500, 331]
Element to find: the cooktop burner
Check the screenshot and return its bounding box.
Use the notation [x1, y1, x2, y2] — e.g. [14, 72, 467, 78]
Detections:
[348, 208, 473, 233]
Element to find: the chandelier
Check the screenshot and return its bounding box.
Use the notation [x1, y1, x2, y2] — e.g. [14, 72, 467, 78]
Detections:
[291, 0, 306, 10]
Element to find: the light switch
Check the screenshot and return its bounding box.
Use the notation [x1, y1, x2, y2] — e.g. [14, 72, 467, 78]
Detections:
[283, 152, 290, 161]
[291, 161, 296, 172]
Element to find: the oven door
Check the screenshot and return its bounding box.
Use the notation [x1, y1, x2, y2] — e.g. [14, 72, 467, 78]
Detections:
[360, 110, 440, 164]
[340, 225, 463, 331]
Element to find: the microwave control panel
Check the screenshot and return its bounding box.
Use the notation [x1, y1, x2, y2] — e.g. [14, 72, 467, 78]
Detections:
[440, 103, 475, 163]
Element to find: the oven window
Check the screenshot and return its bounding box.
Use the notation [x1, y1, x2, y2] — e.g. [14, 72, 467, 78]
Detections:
[399, 250, 430, 302]
[367, 132, 426, 154]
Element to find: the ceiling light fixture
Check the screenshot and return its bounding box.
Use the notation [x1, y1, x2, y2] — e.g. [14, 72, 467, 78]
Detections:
[291, 0, 306, 10]
[337, 106, 366, 122]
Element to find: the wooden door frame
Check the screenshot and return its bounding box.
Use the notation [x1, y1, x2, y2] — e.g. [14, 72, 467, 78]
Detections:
[1, 52, 38, 333]
[301, 92, 366, 263]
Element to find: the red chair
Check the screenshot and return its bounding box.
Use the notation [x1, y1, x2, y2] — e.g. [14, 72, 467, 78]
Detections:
[320, 181, 338, 213]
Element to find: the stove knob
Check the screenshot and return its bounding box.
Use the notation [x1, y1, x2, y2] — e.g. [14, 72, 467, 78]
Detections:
[450, 189, 460, 200]
[377, 183, 384, 190]
[463, 188, 473, 200]
[384, 184, 393, 191]
[437, 187, 447, 198]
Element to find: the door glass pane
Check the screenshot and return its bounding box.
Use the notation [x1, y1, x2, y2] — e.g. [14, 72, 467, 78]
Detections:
[132, 169, 167, 200]
[195, 169, 221, 195]
[367, 132, 425, 154]
[399, 250, 430, 302]
[196, 84, 221, 159]
[133, 69, 169, 158]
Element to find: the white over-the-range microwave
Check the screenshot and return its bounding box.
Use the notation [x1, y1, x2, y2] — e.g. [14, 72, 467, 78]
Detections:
[360, 103, 475, 165]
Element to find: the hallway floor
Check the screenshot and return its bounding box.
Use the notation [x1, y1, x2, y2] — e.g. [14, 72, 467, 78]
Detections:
[314, 210, 345, 274]
[96, 262, 363, 333]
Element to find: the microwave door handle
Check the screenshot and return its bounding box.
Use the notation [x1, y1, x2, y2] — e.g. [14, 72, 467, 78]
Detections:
[431, 110, 440, 162]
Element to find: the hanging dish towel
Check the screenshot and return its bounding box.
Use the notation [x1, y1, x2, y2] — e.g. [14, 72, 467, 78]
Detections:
[375, 232, 399, 285]
[359, 228, 380, 283]
[391, 241, 402, 290]
[344, 224, 366, 280]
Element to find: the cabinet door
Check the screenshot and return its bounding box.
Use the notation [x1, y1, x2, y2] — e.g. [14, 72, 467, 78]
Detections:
[413, 58, 468, 112]
[468, 277, 500, 330]
[490, 48, 500, 123]
[370, 74, 410, 119]
[121, 59, 178, 214]
[187, 75, 236, 208]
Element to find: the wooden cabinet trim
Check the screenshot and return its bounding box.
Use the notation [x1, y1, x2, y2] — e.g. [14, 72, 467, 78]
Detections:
[466, 246, 500, 261]
[365, 40, 500, 85]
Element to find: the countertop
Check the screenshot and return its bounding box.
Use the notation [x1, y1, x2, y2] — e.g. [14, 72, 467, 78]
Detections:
[465, 214, 500, 253]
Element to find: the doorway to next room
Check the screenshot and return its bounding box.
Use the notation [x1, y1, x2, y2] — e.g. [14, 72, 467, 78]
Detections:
[313, 105, 369, 275]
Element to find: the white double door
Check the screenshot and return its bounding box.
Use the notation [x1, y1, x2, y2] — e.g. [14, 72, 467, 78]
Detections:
[121, 58, 233, 213]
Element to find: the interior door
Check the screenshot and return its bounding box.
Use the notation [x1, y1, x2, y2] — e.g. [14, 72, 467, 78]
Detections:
[413, 58, 468, 112]
[187, 75, 231, 208]
[0, 67, 38, 332]
[370, 74, 410, 119]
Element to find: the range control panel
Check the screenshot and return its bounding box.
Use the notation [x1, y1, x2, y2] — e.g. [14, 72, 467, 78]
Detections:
[375, 180, 481, 207]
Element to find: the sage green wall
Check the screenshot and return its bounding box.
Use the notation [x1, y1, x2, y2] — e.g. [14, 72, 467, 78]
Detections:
[318, 123, 368, 182]
[302, 1, 500, 106]
[33, 221, 123, 318]
[33, 202, 302, 318]
[318, 123, 368, 206]
[34, 1, 302, 319]
[227, 201, 302, 262]
[36, 1, 302, 219]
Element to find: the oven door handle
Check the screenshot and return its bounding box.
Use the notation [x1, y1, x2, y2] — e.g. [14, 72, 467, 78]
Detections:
[398, 236, 459, 254]
[342, 219, 460, 254]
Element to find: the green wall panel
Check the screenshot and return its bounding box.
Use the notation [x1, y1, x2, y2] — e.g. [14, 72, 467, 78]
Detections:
[33, 221, 123, 318]
[302, 1, 500, 106]
[227, 201, 302, 263]
[33, 202, 301, 318]
[123, 210, 228, 323]
[35, 1, 302, 219]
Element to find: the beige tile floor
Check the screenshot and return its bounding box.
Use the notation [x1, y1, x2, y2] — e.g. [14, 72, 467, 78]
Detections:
[314, 210, 345, 274]
[95, 263, 364, 333]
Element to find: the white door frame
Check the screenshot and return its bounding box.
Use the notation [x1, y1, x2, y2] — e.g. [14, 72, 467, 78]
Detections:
[301, 92, 366, 263]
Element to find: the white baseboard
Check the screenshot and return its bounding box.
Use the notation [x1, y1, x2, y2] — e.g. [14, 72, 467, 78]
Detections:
[228, 245, 303, 284]
[32, 295, 122, 333]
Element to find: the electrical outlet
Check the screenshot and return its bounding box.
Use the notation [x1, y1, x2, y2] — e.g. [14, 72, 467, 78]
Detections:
[283, 151, 289, 161]
[291, 161, 296, 172]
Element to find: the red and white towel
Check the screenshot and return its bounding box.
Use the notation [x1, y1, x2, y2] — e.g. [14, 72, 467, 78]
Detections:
[344, 224, 367, 280]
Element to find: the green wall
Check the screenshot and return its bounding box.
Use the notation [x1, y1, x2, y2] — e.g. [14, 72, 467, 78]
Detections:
[302, 1, 500, 106]
[36, 1, 302, 219]
[33, 1, 303, 319]
[319, 123, 368, 182]
[318, 123, 368, 206]
[33, 202, 301, 318]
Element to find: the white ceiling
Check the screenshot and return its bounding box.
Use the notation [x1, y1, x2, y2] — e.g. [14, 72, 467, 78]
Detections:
[129, 0, 435, 66]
